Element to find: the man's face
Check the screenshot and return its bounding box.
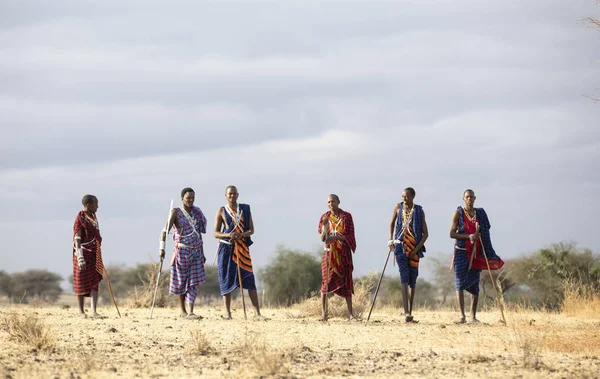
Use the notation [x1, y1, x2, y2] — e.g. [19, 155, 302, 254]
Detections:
[327, 196, 339, 212]
[226, 187, 239, 204]
[463, 191, 476, 207]
[88, 200, 99, 213]
[182, 191, 195, 208]
[401, 190, 414, 205]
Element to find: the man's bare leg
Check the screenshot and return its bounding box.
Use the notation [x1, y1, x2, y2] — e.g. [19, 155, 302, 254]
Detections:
[407, 287, 417, 322]
[401, 284, 410, 316]
[346, 296, 356, 320]
[178, 295, 187, 316]
[77, 295, 86, 318]
[469, 295, 479, 323]
[90, 289, 102, 317]
[248, 290, 263, 317]
[456, 290, 466, 323]
[222, 293, 232, 319]
[320, 293, 328, 321]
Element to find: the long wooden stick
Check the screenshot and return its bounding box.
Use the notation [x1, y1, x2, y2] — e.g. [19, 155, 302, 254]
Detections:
[367, 249, 392, 321]
[479, 236, 506, 325]
[104, 267, 121, 318]
[237, 260, 247, 319]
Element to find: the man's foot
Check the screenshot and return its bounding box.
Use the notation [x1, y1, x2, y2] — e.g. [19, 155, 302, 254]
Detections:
[78, 312, 88, 319]
[253, 314, 269, 321]
[348, 315, 359, 322]
[468, 318, 480, 324]
[180, 312, 188, 318]
[186, 313, 203, 320]
[455, 316, 466, 324]
[90, 313, 105, 319]
[405, 315, 418, 323]
[318, 315, 328, 322]
[220, 314, 232, 320]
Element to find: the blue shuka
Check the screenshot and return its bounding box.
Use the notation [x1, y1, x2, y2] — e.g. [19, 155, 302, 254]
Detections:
[217, 203, 257, 295]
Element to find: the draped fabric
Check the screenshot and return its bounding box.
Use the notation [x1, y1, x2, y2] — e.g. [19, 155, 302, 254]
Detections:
[169, 206, 207, 304]
[72, 211, 103, 296]
[318, 209, 356, 298]
[455, 207, 503, 271]
[217, 204, 257, 295]
[453, 206, 503, 295]
[393, 203, 426, 288]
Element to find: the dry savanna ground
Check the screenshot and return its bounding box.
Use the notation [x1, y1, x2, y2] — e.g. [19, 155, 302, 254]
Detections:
[1, 294, 600, 379]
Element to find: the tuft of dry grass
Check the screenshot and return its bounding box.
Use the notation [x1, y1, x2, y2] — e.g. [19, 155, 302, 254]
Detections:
[561, 281, 600, 319]
[293, 274, 376, 319]
[1, 312, 55, 351]
[124, 262, 173, 308]
[251, 344, 289, 377]
[185, 328, 215, 356]
[512, 327, 544, 369]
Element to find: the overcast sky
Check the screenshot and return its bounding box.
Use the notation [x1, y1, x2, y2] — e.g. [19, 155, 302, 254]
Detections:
[0, 1, 598, 289]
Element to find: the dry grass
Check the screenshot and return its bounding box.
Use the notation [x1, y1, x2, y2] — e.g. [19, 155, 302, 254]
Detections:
[561, 281, 600, 319]
[124, 262, 171, 308]
[2, 303, 600, 378]
[293, 274, 376, 319]
[185, 328, 215, 356]
[0, 312, 55, 351]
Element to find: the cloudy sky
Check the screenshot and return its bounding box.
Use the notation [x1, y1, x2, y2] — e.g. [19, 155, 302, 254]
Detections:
[1, 0, 598, 288]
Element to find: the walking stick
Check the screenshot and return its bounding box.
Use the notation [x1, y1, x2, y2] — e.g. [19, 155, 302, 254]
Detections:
[322, 219, 330, 319]
[237, 259, 247, 319]
[151, 199, 173, 319]
[104, 267, 121, 318]
[479, 236, 507, 325]
[367, 248, 393, 321]
[468, 224, 480, 270]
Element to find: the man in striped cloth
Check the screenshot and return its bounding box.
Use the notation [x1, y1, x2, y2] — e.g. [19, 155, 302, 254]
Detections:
[213, 185, 264, 320]
[72, 194, 104, 318]
[159, 187, 207, 319]
[387, 187, 428, 323]
[450, 189, 503, 324]
[318, 194, 357, 321]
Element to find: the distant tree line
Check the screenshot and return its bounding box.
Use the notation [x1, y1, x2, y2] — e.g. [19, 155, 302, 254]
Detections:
[1, 241, 597, 310]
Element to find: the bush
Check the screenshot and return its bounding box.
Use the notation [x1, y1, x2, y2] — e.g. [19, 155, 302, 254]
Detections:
[259, 245, 322, 307]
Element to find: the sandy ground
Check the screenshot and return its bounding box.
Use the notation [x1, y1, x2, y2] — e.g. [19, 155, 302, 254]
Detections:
[1, 302, 599, 378]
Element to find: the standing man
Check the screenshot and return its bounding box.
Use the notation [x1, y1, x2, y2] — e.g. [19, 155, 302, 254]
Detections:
[387, 187, 428, 323]
[450, 189, 503, 324]
[159, 187, 208, 319]
[213, 185, 263, 320]
[72, 194, 104, 318]
[318, 194, 357, 321]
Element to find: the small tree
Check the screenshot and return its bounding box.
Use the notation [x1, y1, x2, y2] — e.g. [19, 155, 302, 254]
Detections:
[11, 270, 63, 303]
[259, 245, 322, 306]
[430, 255, 455, 305]
[0, 270, 15, 299]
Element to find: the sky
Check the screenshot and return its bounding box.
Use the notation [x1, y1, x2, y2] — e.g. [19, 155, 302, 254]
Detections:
[0, 0, 598, 289]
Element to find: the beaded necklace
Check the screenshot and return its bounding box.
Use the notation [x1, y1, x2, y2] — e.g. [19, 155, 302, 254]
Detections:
[463, 207, 477, 223]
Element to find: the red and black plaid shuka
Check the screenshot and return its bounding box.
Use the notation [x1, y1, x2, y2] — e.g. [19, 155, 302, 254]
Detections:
[318, 209, 357, 298]
[72, 211, 103, 296]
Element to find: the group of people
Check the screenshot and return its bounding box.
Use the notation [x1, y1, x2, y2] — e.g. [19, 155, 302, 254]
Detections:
[71, 186, 503, 324]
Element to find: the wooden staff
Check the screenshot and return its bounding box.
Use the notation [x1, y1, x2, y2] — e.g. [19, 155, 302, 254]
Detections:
[237, 257, 247, 320]
[479, 235, 507, 325]
[322, 219, 330, 318]
[104, 267, 121, 318]
[151, 199, 173, 319]
[367, 248, 393, 321]
[468, 224, 480, 270]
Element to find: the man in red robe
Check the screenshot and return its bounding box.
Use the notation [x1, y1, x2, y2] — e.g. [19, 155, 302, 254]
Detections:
[318, 194, 357, 321]
[72, 194, 104, 318]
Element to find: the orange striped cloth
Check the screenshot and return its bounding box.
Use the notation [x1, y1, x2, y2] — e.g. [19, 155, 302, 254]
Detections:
[229, 209, 253, 272]
[403, 222, 420, 268]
